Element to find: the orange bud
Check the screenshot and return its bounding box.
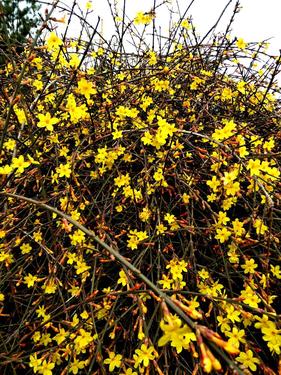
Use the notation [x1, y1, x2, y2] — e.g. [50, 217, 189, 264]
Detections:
[202, 357, 212, 373]
[198, 326, 240, 355]
[199, 342, 212, 373]
[206, 347, 222, 371]
[161, 301, 171, 318]
[173, 299, 203, 319]
[148, 290, 161, 302]
[28, 54, 36, 61]
[12, 95, 21, 105]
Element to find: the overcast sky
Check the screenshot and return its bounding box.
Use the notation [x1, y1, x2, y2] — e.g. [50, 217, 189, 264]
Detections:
[47, 0, 281, 57]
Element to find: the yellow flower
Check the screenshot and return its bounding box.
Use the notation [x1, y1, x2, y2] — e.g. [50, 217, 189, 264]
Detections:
[141, 131, 153, 145]
[166, 258, 187, 281]
[74, 329, 94, 352]
[3, 139, 16, 150]
[29, 329, 39, 344]
[206, 176, 220, 192]
[38, 359, 55, 375]
[221, 87, 233, 101]
[56, 163, 72, 178]
[0, 164, 13, 175]
[134, 11, 154, 25]
[241, 258, 258, 274]
[153, 168, 164, 182]
[69, 230, 85, 245]
[153, 79, 170, 92]
[114, 173, 131, 188]
[236, 350, 259, 371]
[36, 305, 47, 318]
[95, 146, 108, 163]
[46, 32, 63, 50]
[147, 52, 157, 66]
[164, 213, 176, 224]
[11, 155, 30, 174]
[20, 243, 32, 254]
[85, 1, 92, 10]
[215, 227, 231, 243]
[117, 269, 128, 287]
[270, 264, 281, 279]
[33, 231, 43, 242]
[246, 159, 261, 176]
[225, 327, 246, 349]
[225, 305, 241, 324]
[69, 359, 87, 374]
[225, 181, 240, 196]
[139, 206, 151, 222]
[14, 105, 27, 124]
[127, 230, 148, 250]
[253, 218, 268, 235]
[207, 193, 217, 202]
[240, 286, 261, 308]
[112, 129, 123, 139]
[40, 333, 52, 346]
[53, 328, 68, 345]
[77, 78, 96, 100]
[24, 273, 38, 288]
[156, 223, 167, 235]
[254, 314, 275, 331]
[222, 169, 238, 185]
[127, 235, 139, 250]
[75, 260, 90, 276]
[182, 193, 190, 204]
[261, 323, 281, 354]
[217, 316, 231, 333]
[104, 352, 122, 372]
[158, 315, 196, 353]
[69, 53, 80, 69]
[236, 38, 247, 49]
[237, 80, 246, 94]
[42, 279, 57, 294]
[217, 211, 230, 226]
[37, 112, 59, 132]
[29, 354, 42, 373]
[133, 344, 156, 368]
[198, 269, 209, 280]
[181, 19, 191, 29]
[212, 119, 236, 141]
[158, 274, 173, 289]
[232, 219, 245, 237]
[33, 79, 43, 91]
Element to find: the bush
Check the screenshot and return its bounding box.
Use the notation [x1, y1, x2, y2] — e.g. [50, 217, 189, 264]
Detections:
[0, 1, 281, 374]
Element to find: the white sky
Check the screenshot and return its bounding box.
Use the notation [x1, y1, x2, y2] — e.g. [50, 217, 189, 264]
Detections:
[47, 0, 281, 56]
[43, 0, 281, 88]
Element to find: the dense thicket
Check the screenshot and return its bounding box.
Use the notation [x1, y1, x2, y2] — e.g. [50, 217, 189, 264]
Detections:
[0, 1, 281, 374]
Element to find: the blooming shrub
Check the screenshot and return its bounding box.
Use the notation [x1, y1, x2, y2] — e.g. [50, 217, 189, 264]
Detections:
[0, 1, 281, 374]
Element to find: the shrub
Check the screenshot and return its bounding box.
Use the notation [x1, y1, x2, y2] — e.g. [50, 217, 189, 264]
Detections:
[0, 1, 281, 374]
